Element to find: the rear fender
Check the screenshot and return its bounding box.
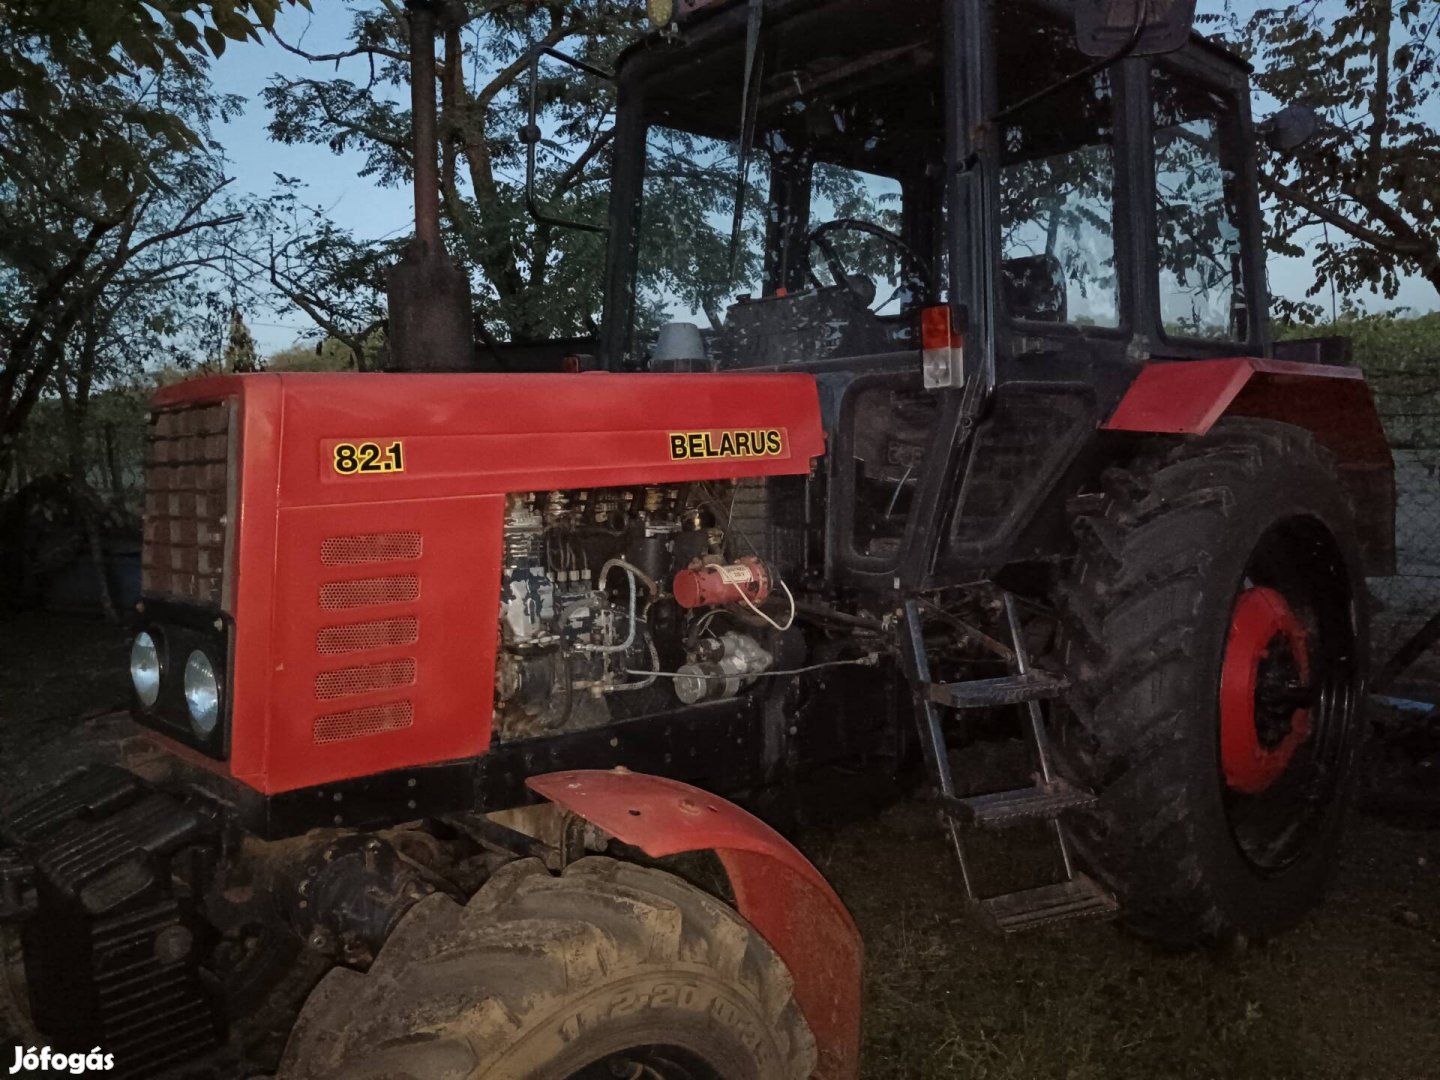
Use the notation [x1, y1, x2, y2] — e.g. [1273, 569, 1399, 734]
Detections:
[527, 769, 861, 1080]
[1103, 358, 1395, 575]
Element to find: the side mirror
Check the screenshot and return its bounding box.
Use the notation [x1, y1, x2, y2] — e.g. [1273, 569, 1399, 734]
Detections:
[520, 45, 614, 236]
[1074, 0, 1198, 59]
[1260, 104, 1321, 154]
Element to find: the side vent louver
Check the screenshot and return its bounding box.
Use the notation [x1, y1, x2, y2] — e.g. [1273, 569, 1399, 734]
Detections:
[313, 533, 422, 744]
[319, 575, 419, 610]
[315, 659, 417, 700]
[316, 617, 419, 656]
[314, 702, 415, 744]
[321, 531, 422, 565]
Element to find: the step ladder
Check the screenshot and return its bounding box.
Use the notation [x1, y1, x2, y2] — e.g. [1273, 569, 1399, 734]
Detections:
[900, 593, 1118, 933]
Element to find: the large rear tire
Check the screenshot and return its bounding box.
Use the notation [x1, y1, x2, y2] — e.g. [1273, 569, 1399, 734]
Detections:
[277, 856, 816, 1080]
[1049, 419, 1367, 947]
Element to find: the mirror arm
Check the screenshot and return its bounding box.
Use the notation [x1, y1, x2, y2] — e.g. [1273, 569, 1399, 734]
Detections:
[523, 45, 613, 236]
[987, 13, 1145, 130]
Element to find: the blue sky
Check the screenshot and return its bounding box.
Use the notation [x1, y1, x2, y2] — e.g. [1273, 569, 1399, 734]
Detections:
[209, 1, 1439, 354]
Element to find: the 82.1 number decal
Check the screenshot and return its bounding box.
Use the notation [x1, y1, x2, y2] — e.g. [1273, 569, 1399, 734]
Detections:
[333, 440, 405, 475]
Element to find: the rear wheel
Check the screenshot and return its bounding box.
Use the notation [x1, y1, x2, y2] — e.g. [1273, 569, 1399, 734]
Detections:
[1050, 419, 1366, 946]
[278, 856, 816, 1080]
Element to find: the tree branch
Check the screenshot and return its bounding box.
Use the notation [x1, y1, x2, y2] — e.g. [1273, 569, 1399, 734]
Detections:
[1367, 0, 1392, 190]
[1260, 170, 1427, 255]
[273, 29, 409, 64]
[0, 213, 128, 428]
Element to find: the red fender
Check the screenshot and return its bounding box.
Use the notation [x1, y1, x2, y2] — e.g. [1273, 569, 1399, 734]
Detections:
[528, 769, 862, 1080]
[1103, 357, 1395, 574]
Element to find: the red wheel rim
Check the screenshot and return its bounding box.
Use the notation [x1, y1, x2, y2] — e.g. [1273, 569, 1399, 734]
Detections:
[1219, 587, 1312, 795]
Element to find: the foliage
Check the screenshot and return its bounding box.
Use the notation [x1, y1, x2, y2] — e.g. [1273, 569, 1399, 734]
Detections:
[1204, 0, 1440, 313]
[1277, 310, 1440, 450]
[259, 2, 898, 351]
[267, 336, 374, 371]
[224, 309, 261, 372]
[261, 1, 642, 343]
[0, 0, 308, 213]
[0, 65, 251, 486]
[0, 1, 314, 489]
[227, 175, 394, 365]
[5, 385, 149, 512]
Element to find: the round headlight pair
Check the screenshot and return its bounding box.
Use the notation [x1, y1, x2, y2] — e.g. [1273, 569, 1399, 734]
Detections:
[129, 632, 161, 707]
[128, 632, 220, 738]
[183, 651, 221, 737]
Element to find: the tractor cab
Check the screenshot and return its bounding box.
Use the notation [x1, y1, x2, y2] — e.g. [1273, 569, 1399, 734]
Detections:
[607, 0, 947, 370]
[581, 0, 1264, 588]
[595, 0, 1251, 383]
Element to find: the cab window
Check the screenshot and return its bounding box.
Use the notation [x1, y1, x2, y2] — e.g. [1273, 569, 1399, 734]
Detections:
[997, 6, 1119, 329]
[1153, 66, 1249, 341]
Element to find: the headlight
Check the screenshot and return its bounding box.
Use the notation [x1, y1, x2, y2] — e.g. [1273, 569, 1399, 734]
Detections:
[183, 650, 220, 737]
[129, 632, 161, 708]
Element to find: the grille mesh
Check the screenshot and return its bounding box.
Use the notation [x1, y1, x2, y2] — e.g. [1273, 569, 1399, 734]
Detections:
[314, 658, 417, 700]
[316, 617, 419, 656]
[142, 402, 231, 606]
[321, 532, 422, 566]
[314, 701, 414, 744]
[319, 575, 419, 610]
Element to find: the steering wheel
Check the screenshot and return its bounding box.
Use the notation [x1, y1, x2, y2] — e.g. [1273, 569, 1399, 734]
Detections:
[805, 218, 936, 309]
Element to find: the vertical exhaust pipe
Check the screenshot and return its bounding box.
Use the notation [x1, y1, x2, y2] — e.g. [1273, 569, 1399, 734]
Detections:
[386, 0, 475, 372]
[409, 0, 442, 251]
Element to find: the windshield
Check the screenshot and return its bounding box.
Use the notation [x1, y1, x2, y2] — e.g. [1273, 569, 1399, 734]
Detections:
[614, 0, 944, 370]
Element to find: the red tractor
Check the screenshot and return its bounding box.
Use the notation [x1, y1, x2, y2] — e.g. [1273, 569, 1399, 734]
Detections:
[0, 0, 1394, 1077]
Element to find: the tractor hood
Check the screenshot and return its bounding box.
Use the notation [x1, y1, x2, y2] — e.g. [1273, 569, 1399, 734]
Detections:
[136, 371, 825, 798]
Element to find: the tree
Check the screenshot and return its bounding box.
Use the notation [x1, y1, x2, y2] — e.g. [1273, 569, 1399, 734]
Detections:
[225, 309, 261, 372]
[262, 4, 903, 352]
[0, 65, 252, 486]
[1207, 1, 1440, 313]
[0, 0, 308, 222]
[1, 1, 309, 486]
[262, 1, 642, 343]
[228, 175, 394, 367]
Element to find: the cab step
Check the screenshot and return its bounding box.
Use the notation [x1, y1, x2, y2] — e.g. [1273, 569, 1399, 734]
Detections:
[979, 874, 1118, 933]
[927, 671, 1067, 709]
[945, 778, 1098, 828]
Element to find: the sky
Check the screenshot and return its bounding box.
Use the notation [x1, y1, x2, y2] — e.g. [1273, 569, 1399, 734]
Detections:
[208, 1, 1440, 355]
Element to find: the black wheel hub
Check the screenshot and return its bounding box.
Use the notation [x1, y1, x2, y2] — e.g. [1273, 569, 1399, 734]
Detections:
[1254, 640, 1310, 749]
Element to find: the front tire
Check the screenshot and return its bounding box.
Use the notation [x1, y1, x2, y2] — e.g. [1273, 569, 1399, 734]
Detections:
[278, 856, 816, 1080]
[1050, 419, 1367, 946]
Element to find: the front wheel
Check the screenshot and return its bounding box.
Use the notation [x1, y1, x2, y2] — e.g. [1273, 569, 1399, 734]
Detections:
[1049, 419, 1367, 946]
[278, 856, 816, 1080]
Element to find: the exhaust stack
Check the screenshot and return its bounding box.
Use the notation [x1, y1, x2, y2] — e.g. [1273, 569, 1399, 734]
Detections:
[386, 0, 475, 372]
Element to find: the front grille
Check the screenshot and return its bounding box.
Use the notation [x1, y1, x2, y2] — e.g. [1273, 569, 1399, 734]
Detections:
[142, 402, 233, 607]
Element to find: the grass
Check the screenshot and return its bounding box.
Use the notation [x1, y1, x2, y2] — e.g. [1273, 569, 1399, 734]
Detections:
[808, 801, 1438, 1079]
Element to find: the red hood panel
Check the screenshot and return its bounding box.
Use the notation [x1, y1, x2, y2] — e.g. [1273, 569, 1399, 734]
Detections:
[148, 371, 825, 796]
[157, 372, 826, 506]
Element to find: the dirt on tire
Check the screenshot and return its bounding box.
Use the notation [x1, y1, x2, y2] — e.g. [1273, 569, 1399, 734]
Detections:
[277, 856, 816, 1080]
